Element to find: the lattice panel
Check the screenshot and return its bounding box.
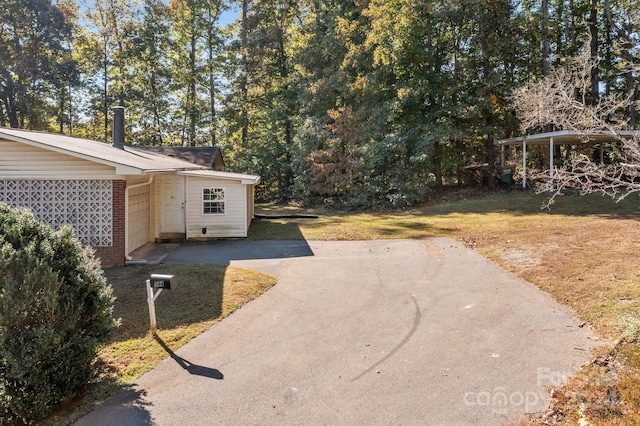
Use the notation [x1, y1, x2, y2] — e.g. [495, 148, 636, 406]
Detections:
[0, 180, 113, 246]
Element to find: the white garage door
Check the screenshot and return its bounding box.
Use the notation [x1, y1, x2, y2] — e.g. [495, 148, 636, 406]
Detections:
[128, 185, 150, 251]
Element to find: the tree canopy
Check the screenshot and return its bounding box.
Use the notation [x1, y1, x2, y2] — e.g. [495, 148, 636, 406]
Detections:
[2, 0, 640, 207]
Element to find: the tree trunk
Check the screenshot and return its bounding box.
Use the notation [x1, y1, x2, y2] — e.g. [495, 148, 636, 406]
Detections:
[203, 0, 220, 146]
[278, 23, 293, 192]
[5, 94, 19, 129]
[103, 47, 108, 142]
[478, 2, 496, 187]
[189, 28, 197, 146]
[433, 140, 443, 188]
[604, 0, 635, 125]
[67, 81, 73, 135]
[589, 0, 599, 104]
[240, 0, 249, 148]
[150, 71, 163, 145]
[541, 0, 550, 76]
[208, 30, 217, 146]
[626, 68, 636, 127]
[569, 0, 576, 54]
[59, 89, 65, 133]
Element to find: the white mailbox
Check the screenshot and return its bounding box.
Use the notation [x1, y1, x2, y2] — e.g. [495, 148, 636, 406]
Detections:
[150, 274, 176, 290]
[146, 273, 177, 334]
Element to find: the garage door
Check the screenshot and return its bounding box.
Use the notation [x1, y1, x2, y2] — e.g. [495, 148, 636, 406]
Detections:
[128, 185, 150, 251]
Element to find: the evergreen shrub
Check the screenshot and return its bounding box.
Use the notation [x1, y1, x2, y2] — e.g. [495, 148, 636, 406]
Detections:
[0, 203, 117, 423]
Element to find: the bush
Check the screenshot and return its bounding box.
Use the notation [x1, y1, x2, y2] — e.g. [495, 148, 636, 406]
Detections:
[0, 203, 117, 423]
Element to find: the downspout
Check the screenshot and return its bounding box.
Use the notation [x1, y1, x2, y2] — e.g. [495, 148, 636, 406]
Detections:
[242, 184, 248, 236]
[183, 176, 188, 240]
[124, 175, 154, 261]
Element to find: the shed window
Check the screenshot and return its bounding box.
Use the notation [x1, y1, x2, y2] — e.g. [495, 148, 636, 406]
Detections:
[203, 188, 225, 214]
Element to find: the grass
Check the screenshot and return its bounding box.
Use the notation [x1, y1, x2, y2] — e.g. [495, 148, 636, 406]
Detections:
[50, 188, 639, 425]
[99, 264, 275, 381]
[49, 264, 275, 425]
[252, 189, 640, 425]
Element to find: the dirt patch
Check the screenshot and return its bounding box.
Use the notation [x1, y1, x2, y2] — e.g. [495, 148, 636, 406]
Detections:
[499, 247, 542, 269]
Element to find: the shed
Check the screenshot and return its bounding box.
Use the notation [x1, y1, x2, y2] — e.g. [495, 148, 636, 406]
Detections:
[0, 127, 260, 267]
[495, 130, 638, 188]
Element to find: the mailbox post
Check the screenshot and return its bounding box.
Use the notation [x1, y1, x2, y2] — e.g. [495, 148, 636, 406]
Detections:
[146, 274, 176, 334]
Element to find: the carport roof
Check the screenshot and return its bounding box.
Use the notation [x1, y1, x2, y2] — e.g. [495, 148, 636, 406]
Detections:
[494, 130, 640, 190]
[495, 130, 639, 146]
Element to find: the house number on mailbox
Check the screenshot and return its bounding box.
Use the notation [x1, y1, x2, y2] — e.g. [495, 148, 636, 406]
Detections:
[146, 274, 177, 334]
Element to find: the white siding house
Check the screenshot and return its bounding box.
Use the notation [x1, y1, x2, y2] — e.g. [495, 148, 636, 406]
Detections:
[181, 172, 257, 239]
[0, 127, 260, 266]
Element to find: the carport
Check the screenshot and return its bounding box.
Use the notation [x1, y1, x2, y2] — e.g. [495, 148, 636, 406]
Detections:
[495, 130, 638, 188]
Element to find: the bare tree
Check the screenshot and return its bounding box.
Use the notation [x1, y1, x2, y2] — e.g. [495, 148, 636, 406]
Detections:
[510, 41, 640, 206]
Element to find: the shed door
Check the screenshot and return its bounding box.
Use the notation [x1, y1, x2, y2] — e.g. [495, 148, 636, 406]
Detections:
[128, 185, 150, 251]
[160, 175, 185, 233]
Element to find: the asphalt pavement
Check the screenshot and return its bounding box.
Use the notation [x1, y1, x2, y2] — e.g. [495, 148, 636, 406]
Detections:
[76, 238, 598, 425]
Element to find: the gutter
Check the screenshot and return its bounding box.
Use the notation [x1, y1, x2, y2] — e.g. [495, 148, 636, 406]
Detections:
[143, 167, 205, 173]
[124, 175, 154, 261]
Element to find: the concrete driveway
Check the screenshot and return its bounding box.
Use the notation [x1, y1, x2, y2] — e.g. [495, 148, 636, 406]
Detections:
[76, 238, 597, 425]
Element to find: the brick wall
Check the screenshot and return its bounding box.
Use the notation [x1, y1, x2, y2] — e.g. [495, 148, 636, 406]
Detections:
[95, 180, 125, 267]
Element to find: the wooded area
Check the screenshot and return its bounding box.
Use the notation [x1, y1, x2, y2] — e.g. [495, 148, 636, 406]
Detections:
[1, 0, 639, 207]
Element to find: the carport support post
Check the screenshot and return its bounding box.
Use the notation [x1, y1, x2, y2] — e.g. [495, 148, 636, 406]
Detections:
[522, 140, 527, 189]
[600, 144, 604, 164]
[549, 137, 554, 185]
[146, 279, 162, 334]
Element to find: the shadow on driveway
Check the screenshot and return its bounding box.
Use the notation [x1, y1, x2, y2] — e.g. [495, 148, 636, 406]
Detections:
[154, 335, 223, 380]
[163, 240, 314, 266]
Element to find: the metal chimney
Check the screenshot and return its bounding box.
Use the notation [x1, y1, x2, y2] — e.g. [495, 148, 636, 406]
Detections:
[112, 106, 125, 149]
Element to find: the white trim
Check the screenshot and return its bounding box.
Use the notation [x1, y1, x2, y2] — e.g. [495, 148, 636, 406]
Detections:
[177, 169, 260, 185]
[0, 174, 122, 180]
[202, 187, 226, 215]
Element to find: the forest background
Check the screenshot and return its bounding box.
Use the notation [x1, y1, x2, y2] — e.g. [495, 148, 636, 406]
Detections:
[1, 0, 639, 207]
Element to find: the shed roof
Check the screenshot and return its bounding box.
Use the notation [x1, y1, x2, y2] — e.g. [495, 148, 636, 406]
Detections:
[137, 146, 225, 170]
[495, 130, 639, 146]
